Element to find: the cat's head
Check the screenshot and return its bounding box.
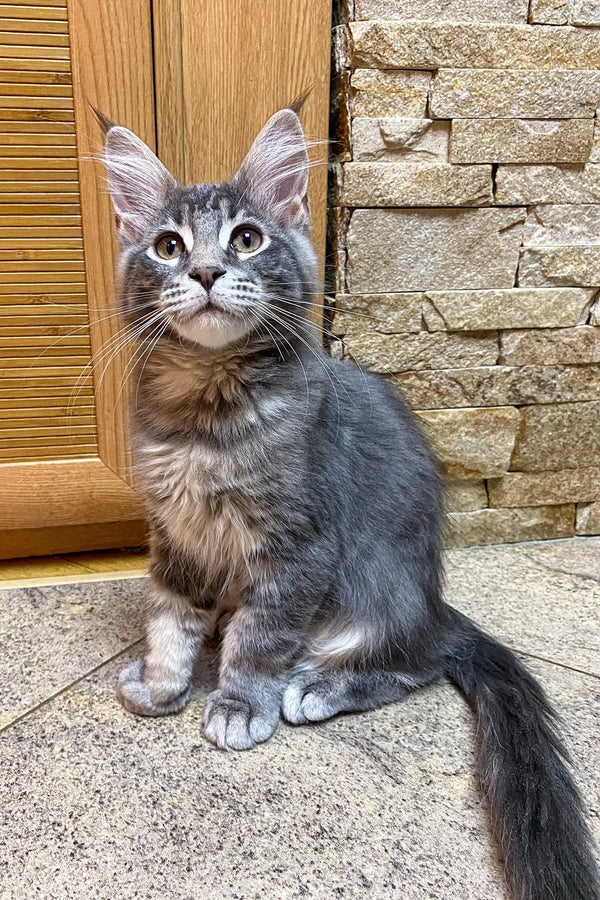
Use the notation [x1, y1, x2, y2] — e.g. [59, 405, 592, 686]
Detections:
[100, 105, 317, 350]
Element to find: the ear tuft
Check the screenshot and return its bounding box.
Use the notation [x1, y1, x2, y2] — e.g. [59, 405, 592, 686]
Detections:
[91, 106, 117, 135]
[102, 123, 176, 244]
[289, 87, 312, 116]
[234, 108, 310, 229]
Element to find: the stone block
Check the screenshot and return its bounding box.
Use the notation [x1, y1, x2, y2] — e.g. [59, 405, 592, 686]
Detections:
[422, 288, 592, 331]
[450, 119, 593, 164]
[444, 480, 489, 513]
[350, 69, 431, 118]
[352, 118, 449, 163]
[576, 502, 600, 535]
[334, 293, 423, 334]
[571, 0, 600, 24]
[500, 327, 600, 365]
[511, 401, 600, 472]
[355, 0, 528, 21]
[416, 406, 519, 479]
[529, 0, 569, 23]
[444, 505, 574, 548]
[346, 208, 526, 293]
[393, 364, 600, 410]
[523, 204, 600, 246]
[431, 70, 600, 119]
[341, 162, 493, 207]
[496, 164, 600, 204]
[488, 468, 600, 507]
[349, 22, 600, 70]
[518, 247, 600, 287]
[341, 326, 498, 373]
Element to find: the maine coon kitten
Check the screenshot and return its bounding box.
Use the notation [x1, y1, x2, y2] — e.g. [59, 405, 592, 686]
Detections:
[98, 103, 599, 900]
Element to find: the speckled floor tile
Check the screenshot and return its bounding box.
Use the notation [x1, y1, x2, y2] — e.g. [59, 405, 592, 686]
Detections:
[0, 649, 597, 900]
[0, 540, 598, 899]
[513, 536, 600, 582]
[0, 578, 145, 730]
[444, 540, 600, 676]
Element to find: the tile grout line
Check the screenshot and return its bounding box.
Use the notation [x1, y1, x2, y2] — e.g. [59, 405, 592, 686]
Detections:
[0, 640, 595, 740]
[518, 550, 600, 587]
[0, 638, 143, 737]
[517, 648, 600, 682]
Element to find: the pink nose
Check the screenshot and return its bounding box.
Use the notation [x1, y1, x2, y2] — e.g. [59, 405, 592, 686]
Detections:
[189, 266, 225, 292]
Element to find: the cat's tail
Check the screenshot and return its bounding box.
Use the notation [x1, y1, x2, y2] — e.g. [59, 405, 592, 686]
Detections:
[445, 606, 600, 900]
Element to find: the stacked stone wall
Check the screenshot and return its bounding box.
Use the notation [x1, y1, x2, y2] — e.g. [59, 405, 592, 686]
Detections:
[329, 0, 600, 546]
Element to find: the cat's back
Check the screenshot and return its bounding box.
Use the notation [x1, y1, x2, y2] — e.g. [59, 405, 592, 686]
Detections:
[326, 357, 436, 468]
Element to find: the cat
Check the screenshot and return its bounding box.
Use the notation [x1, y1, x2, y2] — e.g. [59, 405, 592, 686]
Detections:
[98, 101, 599, 900]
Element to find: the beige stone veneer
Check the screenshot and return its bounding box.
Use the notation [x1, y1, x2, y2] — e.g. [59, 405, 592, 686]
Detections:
[329, 2, 600, 545]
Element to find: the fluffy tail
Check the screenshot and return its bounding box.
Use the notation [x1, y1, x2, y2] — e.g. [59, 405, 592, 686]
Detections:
[445, 607, 600, 900]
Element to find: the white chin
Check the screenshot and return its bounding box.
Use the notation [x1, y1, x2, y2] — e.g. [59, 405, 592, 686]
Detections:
[173, 317, 252, 349]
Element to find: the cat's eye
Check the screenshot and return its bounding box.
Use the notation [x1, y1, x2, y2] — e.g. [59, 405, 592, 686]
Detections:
[231, 226, 263, 254]
[155, 233, 185, 260]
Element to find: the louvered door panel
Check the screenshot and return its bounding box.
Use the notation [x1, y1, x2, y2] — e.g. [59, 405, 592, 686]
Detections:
[0, 0, 155, 558]
[0, 0, 96, 462]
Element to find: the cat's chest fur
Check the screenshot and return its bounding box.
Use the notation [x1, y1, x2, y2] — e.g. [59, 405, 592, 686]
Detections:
[135, 345, 294, 594]
[138, 436, 264, 587]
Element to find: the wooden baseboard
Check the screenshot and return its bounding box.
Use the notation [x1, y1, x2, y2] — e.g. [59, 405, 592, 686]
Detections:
[0, 520, 148, 560]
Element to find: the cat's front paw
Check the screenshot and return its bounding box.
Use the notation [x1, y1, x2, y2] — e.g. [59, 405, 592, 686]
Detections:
[202, 689, 278, 751]
[117, 659, 190, 717]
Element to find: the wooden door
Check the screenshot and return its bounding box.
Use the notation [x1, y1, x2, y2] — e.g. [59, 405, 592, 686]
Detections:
[0, 0, 332, 559]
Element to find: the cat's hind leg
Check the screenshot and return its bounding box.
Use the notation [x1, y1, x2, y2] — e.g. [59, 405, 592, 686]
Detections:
[118, 581, 207, 717]
[281, 663, 427, 725]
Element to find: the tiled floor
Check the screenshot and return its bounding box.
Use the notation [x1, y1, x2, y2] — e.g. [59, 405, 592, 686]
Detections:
[0, 538, 598, 899]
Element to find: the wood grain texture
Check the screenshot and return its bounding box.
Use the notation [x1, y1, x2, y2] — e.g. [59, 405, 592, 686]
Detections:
[153, 0, 184, 179]
[154, 0, 331, 296]
[0, 445, 97, 460]
[1, 8, 67, 23]
[0, 157, 78, 168]
[0, 458, 144, 529]
[0, 17, 69, 34]
[67, 0, 155, 483]
[1, 1, 66, 7]
[0, 519, 147, 560]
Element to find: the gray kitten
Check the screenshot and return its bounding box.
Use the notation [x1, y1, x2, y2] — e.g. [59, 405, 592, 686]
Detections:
[99, 104, 599, 900]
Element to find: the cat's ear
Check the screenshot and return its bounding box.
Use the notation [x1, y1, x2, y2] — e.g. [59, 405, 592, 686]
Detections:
[99, 115, 176, 243]
[234, 109, 310, 228]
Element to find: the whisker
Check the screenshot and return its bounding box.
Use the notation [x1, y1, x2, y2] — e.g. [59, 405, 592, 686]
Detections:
[269, 293, 386, 325]
[68, 309, 165, 417]
[254, 312, 312, 428]
[254, 294, 373, 420]
[251, 299, 343, 435]
[131, 316, 174, 415]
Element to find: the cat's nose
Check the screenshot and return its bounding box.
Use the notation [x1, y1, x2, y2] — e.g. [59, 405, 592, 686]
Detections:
[189, 266, 226, 292]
